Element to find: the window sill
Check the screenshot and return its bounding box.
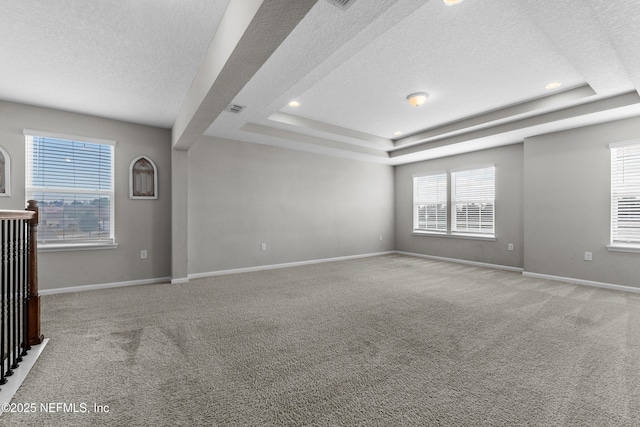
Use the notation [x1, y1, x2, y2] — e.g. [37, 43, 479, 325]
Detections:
[412, 231, 496, 242]
[38, 243, 118, 252]
[607, 244, 640, 254]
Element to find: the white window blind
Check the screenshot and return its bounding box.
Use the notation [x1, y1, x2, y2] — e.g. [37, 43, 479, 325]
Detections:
[451, 166, 495, 235]
[25, 132, 115, 247]
[413, 173, 447, 232]
[611, 141, 640, 246]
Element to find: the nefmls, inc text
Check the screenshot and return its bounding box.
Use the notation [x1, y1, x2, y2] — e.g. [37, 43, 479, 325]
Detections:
[1, 402, 110, 413]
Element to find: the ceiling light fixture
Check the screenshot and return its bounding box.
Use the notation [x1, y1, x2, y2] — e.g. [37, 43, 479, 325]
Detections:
[288, 100, 300, 107]
[407, 92, 429, 107]
[545, 82, 562, 90]
[394, 131, 403, 136]
[443, 0, 464, 6]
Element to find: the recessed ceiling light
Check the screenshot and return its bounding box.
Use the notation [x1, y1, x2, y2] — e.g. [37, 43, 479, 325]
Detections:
[288, 100, 300, 107]
[545, 82, 562, 90]
[394, 131, 403, 136]
[407, 92, 429, 107]
[443, 0, 463, 5]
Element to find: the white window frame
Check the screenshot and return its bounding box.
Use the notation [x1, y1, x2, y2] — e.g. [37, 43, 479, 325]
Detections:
[24, 129, 117, 251]
[608, 140, 640, 253]
[451, 166, 495, 237]
[412, 165, 496, 240]
[413, 172, 447, 233]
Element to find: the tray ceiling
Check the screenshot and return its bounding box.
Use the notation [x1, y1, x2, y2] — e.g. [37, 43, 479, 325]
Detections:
[2, 0, 640, 165]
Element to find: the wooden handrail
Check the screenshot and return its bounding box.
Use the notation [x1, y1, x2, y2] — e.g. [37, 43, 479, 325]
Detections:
[0, 211, 35, 220]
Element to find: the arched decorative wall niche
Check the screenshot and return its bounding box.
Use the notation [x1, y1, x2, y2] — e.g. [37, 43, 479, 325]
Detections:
[129, 155, 158, 199]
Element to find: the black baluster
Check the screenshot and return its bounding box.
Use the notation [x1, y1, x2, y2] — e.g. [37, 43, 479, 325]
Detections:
[21, 220, 28, 357]
[16, 220, 24, 361]
[5, 221, 13, 377]
[23, 219, 30, 353]
[1, 220, 6, 386]
[10, 220, 19, 369]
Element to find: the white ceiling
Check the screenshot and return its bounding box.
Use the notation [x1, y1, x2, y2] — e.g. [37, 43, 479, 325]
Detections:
[3, 0, 640, 165]
[0, 0, 230, 128]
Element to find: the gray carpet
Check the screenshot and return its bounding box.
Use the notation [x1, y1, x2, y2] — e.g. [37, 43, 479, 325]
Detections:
[3, 254, 640, 426]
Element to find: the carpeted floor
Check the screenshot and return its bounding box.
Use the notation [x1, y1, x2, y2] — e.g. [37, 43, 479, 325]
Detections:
[3, 254, 640, 426]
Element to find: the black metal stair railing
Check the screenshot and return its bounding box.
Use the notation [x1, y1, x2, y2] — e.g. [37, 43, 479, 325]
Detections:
[0, 204, 40, 391]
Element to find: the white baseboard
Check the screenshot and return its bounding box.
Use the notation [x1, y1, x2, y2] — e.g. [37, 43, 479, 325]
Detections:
[40, 276, 172, 296]
[522, 271, 640, 294]
[33, 255, 639, 296]
[0, 339, 49, 408]
[188, 251, 396, 280]
[395, 251, 524, 272]
[39, 253, 395, 292]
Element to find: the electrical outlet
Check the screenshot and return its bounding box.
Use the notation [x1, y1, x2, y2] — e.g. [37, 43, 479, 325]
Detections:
[140, 250, 148, 259]
[379, 235, 383, 241]
[508, 243, 514, 251]
[584, 252, 592, 261]
[261, 243, 267, 251]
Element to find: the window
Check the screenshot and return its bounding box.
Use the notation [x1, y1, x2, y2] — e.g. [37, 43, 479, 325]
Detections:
[413, 166, 495, 238]
[25, 130, 115, 248]
[610, 141, 640, 248]
[413, 173, 447, 232]
[451, 166, 495, 235]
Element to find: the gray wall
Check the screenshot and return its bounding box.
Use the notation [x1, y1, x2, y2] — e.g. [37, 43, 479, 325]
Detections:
[187, 136, 395, 274]
[395, 144, 524, 269]
[171, 148, 189, 282]
[2, 99, 638, 290]
[0, 101, 172, 290]
[524, 117, 640, 287]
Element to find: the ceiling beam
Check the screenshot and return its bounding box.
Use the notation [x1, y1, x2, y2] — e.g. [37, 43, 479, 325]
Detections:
[518, 0, 633, 97]
[585, 0, 640, 97]
[390, 91, 640, 159]
[393, 85, 596, 150]
[172, 0, 317, 150]
[268, 112, 394, 149]
[241, 123, 389, 159]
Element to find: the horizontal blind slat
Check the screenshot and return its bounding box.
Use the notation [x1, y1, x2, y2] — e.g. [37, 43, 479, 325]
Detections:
[611, 142, 640, 244]
[452, 166, 495, 234]
[26, 134, 115, 245]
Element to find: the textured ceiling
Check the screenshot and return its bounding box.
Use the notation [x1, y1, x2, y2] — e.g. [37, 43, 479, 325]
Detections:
[204, 0, 640, 164]
[0, 0, 230, 128]
[284, 0, 588, 139]
[3, 0, 640, 164]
